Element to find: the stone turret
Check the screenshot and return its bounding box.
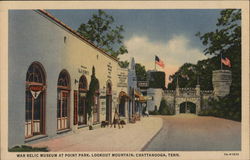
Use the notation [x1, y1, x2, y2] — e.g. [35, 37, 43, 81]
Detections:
[212, 70, 232, 97]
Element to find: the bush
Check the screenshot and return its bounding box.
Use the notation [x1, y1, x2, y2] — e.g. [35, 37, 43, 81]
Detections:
[148, 105, 159, 115]
[158, 99, 174, 115]
[149, 110, 159, 115]
[199, 93, 241, 122]
[9, 145, 49, 152]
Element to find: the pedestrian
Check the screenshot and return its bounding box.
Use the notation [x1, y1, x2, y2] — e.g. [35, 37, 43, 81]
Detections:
[110, 108, 121, 129]
[145, 110, 149, 117]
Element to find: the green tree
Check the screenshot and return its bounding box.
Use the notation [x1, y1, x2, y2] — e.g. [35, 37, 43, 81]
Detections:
[77, 10, 128, 58]
[196, 9, 241, 121]
[148, 71, 166, 89]
[167, 56, 220, 90]
[168, 9, 241, 121]
[86, 66, 99, 120]
[158, 99, 174, 115]
[135, 63, 147, 81]
[169, 9, 241, 91]
[118, 60, 129, 68]
[196, 9, 241, 99]
[168, 63, 198, 89]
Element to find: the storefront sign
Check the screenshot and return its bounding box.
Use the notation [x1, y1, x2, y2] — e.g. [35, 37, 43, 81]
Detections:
[137, 81, 149, 88]
[30, 90, 41, 99]
[99, 88, 106, 99]
[30, 85, 43, 91]
[107, 62, 112, 79]
[100, 99, 106, 114]
[78, 65, 89, 75]
[29, 86, 43, 99]
[80, 93, 86, 97]
[117, 72, 128, 87]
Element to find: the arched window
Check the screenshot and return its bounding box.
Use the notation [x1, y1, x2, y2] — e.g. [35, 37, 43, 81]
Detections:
[26, 63, 46, 84]
[25, 62, 46, 138]
[57, 70, 71, 131]
[106, 83, 112, 95]
[57, 70, 70, 88]
[78, 75, 88, 125]
[79, 75, 87, 91]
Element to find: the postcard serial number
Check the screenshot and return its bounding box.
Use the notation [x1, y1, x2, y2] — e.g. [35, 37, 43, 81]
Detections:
[224, 153, 239, 156]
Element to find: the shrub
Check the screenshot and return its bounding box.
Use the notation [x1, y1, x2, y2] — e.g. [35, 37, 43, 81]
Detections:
[9, 145, 49, 152]
[158, 99, 174, 115]
[148, 105, 159, 115]
[199, 93, 241, 122]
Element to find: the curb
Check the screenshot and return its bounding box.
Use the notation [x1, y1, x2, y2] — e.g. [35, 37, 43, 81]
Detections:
[140, 117, 164, 151]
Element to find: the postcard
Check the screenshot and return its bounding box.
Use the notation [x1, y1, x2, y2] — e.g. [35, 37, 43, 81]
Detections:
[0, 1, 249, 160]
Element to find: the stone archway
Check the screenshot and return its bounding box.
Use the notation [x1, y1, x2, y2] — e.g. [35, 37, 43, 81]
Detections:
[179, 101, 196, 114]
[175, 97, 201, 115]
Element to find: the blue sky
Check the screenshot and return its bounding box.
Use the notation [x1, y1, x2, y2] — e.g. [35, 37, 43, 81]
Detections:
[48, 9, 221, 83]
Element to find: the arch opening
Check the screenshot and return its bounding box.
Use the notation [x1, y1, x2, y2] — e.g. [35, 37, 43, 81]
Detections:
[179, 101, 196, 114]
[57, 70, 71, 131]
[78, 75, 88, 125]
[119, 91, 128, 117]
[25, 62, 46, 138]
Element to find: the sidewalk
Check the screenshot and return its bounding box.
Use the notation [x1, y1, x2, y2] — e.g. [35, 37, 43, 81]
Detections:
[30, 116, 163, 151]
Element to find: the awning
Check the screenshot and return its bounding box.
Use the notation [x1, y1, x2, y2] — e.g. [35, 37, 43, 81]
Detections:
[139, 95, 146, 102]
[119, 91, 130, 99]
[134, 90, 147, 102]
[134, 90, 141, 98]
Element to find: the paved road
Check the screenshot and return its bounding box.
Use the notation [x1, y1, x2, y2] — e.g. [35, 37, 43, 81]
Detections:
[143, 114, 241, 151]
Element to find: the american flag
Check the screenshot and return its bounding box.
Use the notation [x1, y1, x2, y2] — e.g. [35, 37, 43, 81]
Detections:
[221, 57, 231, 67]
[155, 56, 165, 68]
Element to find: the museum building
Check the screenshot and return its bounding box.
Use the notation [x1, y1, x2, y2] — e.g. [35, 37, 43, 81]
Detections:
[8, 10, 139, 148]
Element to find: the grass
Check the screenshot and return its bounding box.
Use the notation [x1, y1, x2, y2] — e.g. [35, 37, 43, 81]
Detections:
[9, 145, 49, 152]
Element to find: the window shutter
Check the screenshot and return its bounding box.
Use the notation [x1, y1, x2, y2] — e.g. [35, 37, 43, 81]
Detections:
[73, 90, 78, 125]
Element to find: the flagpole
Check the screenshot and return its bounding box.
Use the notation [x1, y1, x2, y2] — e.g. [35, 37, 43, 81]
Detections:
[220, 52, 223, 70]
[155, 61, 156, 71]
[154, 55, 156, 71]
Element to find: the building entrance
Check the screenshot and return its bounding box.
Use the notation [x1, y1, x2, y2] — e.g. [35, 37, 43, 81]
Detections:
[179, 102, 196, 114]
[78, 75, 87, 125]
[25, 62, 46, 138]
[57, 70, 71, 131]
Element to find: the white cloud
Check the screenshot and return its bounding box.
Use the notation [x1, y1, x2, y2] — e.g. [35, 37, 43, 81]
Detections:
[119, 34, 207, 85]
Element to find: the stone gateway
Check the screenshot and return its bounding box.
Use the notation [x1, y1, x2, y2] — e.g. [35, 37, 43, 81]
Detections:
[162, 70, 232, 115]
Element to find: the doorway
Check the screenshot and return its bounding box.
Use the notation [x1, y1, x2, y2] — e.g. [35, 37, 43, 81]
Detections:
[179, 101, 196, 114]
[25, 62, 46, 138]
[57, 70, 71, 131]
